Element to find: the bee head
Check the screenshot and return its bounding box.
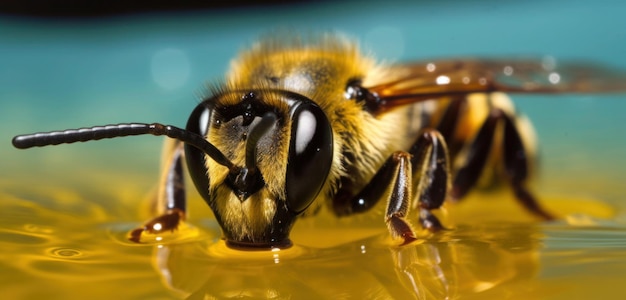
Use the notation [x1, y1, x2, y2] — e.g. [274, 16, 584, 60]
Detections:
[11, 88, 333, 249]
[185, 90, 333, 249]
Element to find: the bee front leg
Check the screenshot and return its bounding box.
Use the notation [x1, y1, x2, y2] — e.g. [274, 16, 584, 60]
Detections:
[407, 130, 450, 233]
[334, 130, 450, 244]
[380, 151, 416, 243]
[130, 140, 186, 242]
[387, 129, 451, 243]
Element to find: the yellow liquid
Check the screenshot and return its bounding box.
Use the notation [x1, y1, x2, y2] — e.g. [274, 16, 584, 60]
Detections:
[1, 163, 624, 300]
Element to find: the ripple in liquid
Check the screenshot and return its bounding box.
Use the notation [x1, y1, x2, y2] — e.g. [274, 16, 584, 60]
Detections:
[47, 247, 83, 259]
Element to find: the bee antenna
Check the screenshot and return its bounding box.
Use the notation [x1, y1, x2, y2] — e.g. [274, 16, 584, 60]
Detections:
[12, 123, 235, 169]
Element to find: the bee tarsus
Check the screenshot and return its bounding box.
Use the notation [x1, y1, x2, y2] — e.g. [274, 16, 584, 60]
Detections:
[129, 208, 185, 243]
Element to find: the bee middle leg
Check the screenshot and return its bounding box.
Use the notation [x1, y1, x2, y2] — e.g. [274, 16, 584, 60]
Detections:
[334, 130, 450, 244]
[130, 140, 186, 242]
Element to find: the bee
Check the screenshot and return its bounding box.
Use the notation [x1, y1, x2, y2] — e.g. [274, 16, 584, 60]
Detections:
[12, 33, 626, 249]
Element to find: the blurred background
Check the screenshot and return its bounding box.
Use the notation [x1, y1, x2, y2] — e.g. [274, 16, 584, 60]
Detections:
[2, 0, 625, 199]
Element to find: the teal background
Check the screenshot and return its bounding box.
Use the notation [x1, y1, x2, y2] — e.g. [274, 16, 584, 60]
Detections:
[1, 0, 625, 203]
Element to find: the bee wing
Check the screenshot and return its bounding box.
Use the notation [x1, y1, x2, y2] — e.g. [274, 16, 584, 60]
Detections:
[368, 58, 626, 112]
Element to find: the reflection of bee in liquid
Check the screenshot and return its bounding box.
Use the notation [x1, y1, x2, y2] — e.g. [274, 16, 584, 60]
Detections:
[13, 34, 626, 249]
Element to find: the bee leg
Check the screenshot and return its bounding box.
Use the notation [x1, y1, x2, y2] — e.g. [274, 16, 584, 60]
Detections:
[335, 130, 450, 243]
[381, 151, 417, 243]
[451, 108, 554, 220]
[332, 152, 410, 217]
[130, 141, 186, 242]
[501, 112, 554, 220]
[408, 130, 450, 233]
[386, 130, 450, 243]
[435, 97, 466, 159]
[450, 109, 501, 200]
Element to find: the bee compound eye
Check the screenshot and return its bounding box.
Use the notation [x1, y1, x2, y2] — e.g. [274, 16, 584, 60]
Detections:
[285, 102, 333, 214]
[184, 102, 212, 203]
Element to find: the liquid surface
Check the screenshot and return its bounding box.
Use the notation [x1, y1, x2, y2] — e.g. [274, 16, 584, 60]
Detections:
[1, 0, 626, 299]
[1, 177, 624, 299]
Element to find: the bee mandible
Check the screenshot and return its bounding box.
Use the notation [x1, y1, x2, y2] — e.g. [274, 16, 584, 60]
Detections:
[12, 34, 626, 249]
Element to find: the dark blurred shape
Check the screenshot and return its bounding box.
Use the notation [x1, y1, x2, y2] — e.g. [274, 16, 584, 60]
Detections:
[0, 0, 318, 18]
